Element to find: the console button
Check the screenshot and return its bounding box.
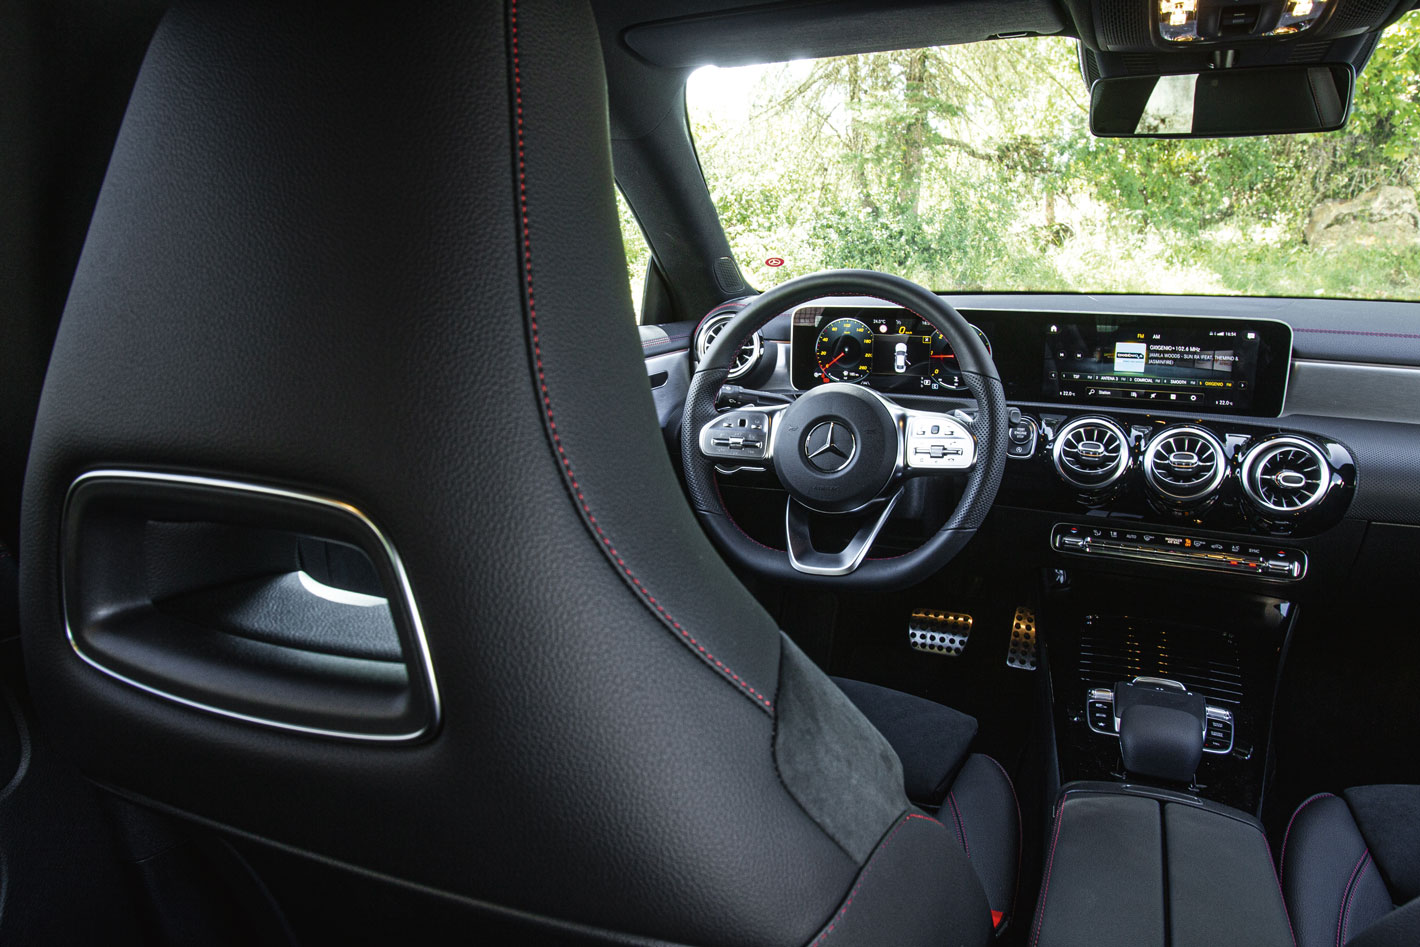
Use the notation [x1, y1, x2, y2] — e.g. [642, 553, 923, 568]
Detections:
[1086, 698, 1116, 734]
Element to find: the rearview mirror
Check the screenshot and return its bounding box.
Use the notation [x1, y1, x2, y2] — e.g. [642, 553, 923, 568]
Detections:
[1090, 64, 1353, 138]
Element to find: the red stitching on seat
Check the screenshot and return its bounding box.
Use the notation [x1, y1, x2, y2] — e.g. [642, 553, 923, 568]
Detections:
[946, 791, 969, 857]
[810, 813, 939, 945]
[983, 754, 1023, 919]
[1338, 850, 1371, 947]
[1031, 796, 1070, 947]
[1264, 839, 1300, 947]
[508, 1, 770, 712]
[1280, 792, 1336, 887]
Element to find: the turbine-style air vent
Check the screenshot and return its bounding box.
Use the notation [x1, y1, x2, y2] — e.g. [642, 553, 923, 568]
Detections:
[694, 311, 762, 380]
[1241, 436, 1331, 516]
[1143, 425, 1226, 504]
[1052, 417, 1131, 491]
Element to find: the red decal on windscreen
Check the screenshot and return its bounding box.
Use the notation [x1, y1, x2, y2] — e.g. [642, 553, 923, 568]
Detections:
[764, 257, 785, 267]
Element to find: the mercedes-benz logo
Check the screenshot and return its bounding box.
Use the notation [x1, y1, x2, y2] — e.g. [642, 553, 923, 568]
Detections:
[803, 420, 856, 473]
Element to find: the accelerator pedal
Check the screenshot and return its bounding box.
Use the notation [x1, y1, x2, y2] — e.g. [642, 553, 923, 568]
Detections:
[1007, 606, 1038, 671]
[908, 609, 973, 657]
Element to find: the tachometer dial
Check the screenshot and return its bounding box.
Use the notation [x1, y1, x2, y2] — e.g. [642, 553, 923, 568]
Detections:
[927, 324, 992, 390]
[815, 318, 874, 383]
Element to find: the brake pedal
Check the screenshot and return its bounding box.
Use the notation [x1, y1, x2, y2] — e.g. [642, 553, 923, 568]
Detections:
[1006, 606, 1038, 671]
[908, 610, 972, 657]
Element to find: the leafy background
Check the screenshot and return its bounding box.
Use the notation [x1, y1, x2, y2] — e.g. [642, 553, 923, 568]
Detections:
[618, 13, 1420, 310]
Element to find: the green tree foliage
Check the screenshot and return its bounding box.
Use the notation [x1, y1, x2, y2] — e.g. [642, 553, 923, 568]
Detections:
[659, 13, 1420, 302]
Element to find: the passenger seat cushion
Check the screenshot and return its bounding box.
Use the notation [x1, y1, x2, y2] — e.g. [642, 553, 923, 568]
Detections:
[1282, 792, 1399, 947]
[831, 676, 978, 805]
[1343, 785, 1420, 905]
[943, 754, 1020, 932]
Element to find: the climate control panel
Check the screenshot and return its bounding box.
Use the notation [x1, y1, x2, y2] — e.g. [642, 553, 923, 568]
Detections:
[1051, 522, 1307, 580]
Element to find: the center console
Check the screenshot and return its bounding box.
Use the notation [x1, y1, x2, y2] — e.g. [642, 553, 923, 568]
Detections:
[1032, 784, 1294, 947]
[1043, 575, 1295, 812]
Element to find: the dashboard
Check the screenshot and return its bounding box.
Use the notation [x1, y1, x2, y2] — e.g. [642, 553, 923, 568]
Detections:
[647, 291, 1420, 593]
[788, 301, 1292, 417]
[779, 300, 1351, 576]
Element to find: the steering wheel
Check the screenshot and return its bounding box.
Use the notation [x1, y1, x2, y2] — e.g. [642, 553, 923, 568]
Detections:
[681, 270, 1007, 589]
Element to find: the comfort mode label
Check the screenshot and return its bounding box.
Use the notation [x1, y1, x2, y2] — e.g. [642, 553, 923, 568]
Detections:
[1114, 342, 1147, 374]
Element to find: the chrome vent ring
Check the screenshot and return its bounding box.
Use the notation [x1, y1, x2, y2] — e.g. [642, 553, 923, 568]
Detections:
[694, 310, 762, 381]
[1240, 436, 1331, 515]
[1052, 416, 1131, 491]
[1143, 425, 1227, 503]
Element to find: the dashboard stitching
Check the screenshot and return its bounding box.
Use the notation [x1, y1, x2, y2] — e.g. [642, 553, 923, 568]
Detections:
[509, 1, 772, 712]
[641, 334, 688, 347]
[1296, 328, 1420, 340]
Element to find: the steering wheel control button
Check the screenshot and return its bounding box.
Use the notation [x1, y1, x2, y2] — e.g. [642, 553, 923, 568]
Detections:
[803, 420, 856, 472]
[698, 408, 779, 462]
[905, 413, 974, 471]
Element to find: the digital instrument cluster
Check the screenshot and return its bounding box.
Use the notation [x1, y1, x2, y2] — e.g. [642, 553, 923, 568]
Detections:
[790, 307, 991, 393]
[789, 305, 1292, 418]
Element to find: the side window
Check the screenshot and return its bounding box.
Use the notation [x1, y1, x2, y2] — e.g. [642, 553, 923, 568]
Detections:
[616, 189, 653, 322]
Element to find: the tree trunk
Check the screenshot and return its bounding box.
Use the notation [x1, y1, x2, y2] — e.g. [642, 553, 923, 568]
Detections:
[847, 58, 878, 216]
[896, 49, 930, 218]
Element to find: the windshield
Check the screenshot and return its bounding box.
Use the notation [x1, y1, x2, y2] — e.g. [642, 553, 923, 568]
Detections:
[686, 14, 1420, 301]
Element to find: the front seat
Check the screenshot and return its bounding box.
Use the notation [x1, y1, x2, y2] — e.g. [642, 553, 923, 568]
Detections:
[19, 1, 1015, 943]
[1281, 787, 1420, 947]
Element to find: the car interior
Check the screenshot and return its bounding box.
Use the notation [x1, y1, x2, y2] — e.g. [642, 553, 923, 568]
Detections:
[3, 0, 1420, 944]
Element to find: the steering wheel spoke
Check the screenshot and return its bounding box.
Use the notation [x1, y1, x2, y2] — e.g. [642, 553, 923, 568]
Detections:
[697, 405, 785, 465]
[785, 490, 903, 577]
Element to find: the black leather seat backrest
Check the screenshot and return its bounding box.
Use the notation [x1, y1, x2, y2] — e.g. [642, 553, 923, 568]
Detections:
[19, 2, 987, 943]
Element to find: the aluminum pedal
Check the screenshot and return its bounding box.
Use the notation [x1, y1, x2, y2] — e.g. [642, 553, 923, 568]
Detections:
[908, 609, 973, 657]
[1007, 606, 1038, 671]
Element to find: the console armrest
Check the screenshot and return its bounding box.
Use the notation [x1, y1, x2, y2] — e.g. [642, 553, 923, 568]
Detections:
[1033, 785, 1293, 947]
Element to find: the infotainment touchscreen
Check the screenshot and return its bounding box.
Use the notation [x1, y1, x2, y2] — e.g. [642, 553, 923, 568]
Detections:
[1039, 316, 1291, 415]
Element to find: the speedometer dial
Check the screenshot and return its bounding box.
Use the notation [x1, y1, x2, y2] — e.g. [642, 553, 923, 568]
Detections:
[815, 318, 874, 383]
[927, 324, 992, 390]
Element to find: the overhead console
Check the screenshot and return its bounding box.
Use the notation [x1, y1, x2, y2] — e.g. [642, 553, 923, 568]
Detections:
[789, 303, 1292, 417]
